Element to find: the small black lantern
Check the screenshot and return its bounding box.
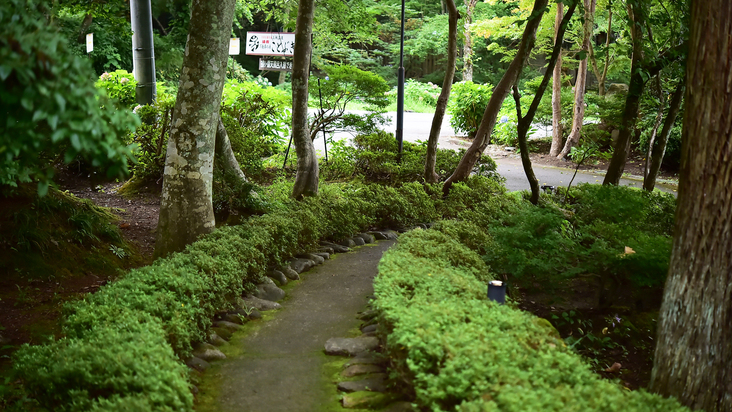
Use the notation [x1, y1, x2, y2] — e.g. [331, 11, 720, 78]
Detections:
[487, 280, 506, 304]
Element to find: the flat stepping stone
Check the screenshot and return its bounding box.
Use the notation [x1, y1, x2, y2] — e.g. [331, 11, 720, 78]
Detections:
[185, 356, 210, 372]
[368, 231, 388, 240]
[338, 238, 357, 248]
[352, 236, 366, 246]
[316, 246, 334, 254]
[241, 296, 282, 311]
[280, 266, 300, 280]
[253, 282, 286, 302]
[325, 336, 379, 356]
[299, 253, 324, 264]
[208, 332, 228, 347]
[338, 374, 387, 393]
[356, 233, 375, 243]
[342, 364, 384, 377]
[345, 352, 385, 367]
[290, 258, 316, 274]
[313, 252, 330, 260]
[342, 391, 392, 409]
[213, 320, 242, 331]
[361, 324, 377, 334]
[267, 270, 288, 286]
[320, 241, 351, 253]
[193, 343, 226, 361]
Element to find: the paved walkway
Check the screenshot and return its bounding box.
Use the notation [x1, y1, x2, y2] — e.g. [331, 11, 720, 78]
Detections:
[205, 241, 394, 412]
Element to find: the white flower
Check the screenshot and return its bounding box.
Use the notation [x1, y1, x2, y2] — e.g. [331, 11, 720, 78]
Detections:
[100, 72, 111, 81]
[120, 77, 129, 84]
[132, 105, 142, 114]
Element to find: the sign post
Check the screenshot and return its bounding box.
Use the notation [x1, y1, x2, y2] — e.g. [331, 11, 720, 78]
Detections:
[86, 33, 94, 53]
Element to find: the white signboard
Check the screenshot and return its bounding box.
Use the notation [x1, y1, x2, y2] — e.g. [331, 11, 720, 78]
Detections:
[245, 32, 295, 56]
[229, 38, 240, 55]
[258, 59, 293, 72]
[86, 33, 93, 53]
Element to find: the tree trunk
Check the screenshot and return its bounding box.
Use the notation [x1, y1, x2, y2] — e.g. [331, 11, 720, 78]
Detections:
[215, 116, 248, 183]
[603, 3, 645, 185]
[462, 0, 478, 82]
[650, 3, 732, 410]
[589, 9, 612, 96]
[557, 0, 595, 159]
[154, 0, 236, 258]
[424, 0, 460, 183]
[76, 13, 93, 44]
[514, 1, 577, 205]
[549, 1, 564, 157]
[291, 0, 318, 199]
[442, 0, 549, 195]
[643, 80, 684, 192]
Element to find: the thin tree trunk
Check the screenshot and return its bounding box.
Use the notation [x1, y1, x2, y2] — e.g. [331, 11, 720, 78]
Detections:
[155, 0, 236, 258]
[291, 0, 318, 199]
[425, 0, 460, 183]
[514, 2, 577, 205]
[462, 0, 478, 82]
[603, 3, 645, 185]
[589, 9, 612, 96]
[558, 0, 595, 159]
[215, 116, 248, 183]
[549, 1, 564, 157]
[643, 77, 665, 183]
[650, 2, 732, 410]
[643, 79, 684, 192]
[443, 0, 549, 195]
[76, 13, 93, 44]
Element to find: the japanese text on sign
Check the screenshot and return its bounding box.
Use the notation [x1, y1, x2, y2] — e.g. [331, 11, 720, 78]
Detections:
[245, 32, 295, 56]
[258, 59, 293, 72]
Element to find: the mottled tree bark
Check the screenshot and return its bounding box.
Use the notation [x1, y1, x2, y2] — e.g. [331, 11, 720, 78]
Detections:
[549, 1, 564, 157]
[215, 116, 248, 183]
[424, 0, 459, 183]
[76, 13, 93, 44]
[558, 0, 595, 159]
[155, 0, 235, 258]
[291, 0, 318, 199]
[514, 1, 576, 205]
[643, 80, 684, 192]
[461, 0, 478, 82]
[650, 2, 732, 409]
[443, 0, 548, 195]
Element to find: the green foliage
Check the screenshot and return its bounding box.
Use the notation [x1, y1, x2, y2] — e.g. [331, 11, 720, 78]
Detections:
[95, 70, 138, 108]
[448, 81, 493, 138]
[0, 0, 138, 194]
[321, 131, 499, 183]
[478, 184, 675, 294]
[222, 79, 291, 178]
[310, 65, 390, 137]
[374, 228, 689, 412]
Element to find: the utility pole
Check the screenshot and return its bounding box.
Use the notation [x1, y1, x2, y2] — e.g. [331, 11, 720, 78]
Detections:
[131, 0, 156, 105]
[396, 0, 405, 159]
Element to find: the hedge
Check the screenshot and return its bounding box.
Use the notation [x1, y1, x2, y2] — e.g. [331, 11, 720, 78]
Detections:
[373, 227, 689, 412]
[13, 177, 506, 411]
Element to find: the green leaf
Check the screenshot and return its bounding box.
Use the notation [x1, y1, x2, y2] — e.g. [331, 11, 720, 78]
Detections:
[37, 180, 49, 197]
[70, 133, 81, 150]
[0, 65, 11, 81]
[54, 93, 66, 112]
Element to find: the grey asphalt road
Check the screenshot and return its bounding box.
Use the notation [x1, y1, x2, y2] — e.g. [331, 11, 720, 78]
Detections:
[309, 110, 676, 195]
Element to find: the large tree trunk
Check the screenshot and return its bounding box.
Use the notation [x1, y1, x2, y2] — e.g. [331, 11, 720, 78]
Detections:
[154, 0, 236, 258]
[215, 116, 248, 183]
[442, 0, 549, 195]
[643, 80, 684, 192]
[549, 1, 564, 158]
[650, 2, 732, 410]
[76, 13, 93, 44]
[424, 0, 460, 183]
[291, 0, 318, 199]
[461, 0, 478, 82]
[557, 0, 595, 159]
[514, 1, 577, 205]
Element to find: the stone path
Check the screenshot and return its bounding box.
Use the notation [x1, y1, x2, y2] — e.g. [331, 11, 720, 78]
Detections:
[205, 240, 395, 412]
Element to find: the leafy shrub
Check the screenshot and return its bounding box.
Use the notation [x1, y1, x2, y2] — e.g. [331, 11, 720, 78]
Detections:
[95, 70, 138, 108]
[221, 80, 290, 178]
[448, 81, 493, 139]
[0, 0, 138, 194]
[126, 88, 177, 183]
[374, 229, 689, 412]
[404, 79, 441, 106]
[321, 131, 498, 183]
